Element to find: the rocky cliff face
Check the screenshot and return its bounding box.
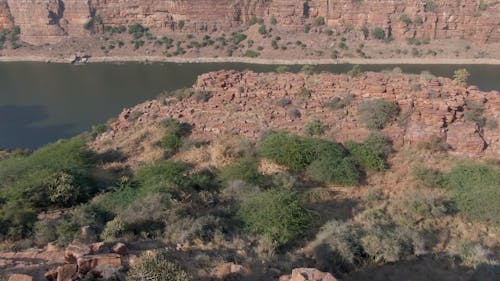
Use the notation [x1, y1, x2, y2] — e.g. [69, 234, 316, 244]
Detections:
[0, 1, 13, 29]
[0, 0, 498, 45]
[5, 0, 91, 45]
[96, 70, 500, 160]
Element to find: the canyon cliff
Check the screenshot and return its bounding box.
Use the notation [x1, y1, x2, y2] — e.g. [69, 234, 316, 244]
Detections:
[0, 0, 498, 45]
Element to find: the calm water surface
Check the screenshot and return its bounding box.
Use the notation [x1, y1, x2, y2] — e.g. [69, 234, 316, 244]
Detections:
[0, 62, 499, 149]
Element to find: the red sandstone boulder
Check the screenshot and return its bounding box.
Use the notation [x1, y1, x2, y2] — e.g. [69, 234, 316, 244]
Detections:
[111, 242, 128, 256]
[7, 274, 33, 281]
[57, 264, 78, 281]
[64, 241, 92, 263]
[77, 254, 122, 274]
[280, 268, 338, 281]
[212, 262, 248, 279]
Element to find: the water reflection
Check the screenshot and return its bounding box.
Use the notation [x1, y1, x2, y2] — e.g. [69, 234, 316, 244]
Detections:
[0, 105, 74, 149]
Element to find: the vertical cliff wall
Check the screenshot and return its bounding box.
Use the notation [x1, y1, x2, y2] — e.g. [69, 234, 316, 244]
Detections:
[0, 0, 13, 29]
[6, 0, 90, 45]
[313, 0, 500, 43]
[0, 0, 498, 45]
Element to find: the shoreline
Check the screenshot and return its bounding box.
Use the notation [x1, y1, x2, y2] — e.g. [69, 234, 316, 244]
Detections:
[1, 55, 500, 65]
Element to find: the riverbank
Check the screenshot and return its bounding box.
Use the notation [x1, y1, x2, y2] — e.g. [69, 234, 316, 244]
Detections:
[1, 55, 500, 65]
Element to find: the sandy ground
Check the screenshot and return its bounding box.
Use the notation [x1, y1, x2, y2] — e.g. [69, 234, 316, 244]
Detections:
[1, 55, 500, 65]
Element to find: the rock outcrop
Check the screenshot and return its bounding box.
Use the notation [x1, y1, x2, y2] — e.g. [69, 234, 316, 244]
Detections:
[279, 268, 338, 281]
[0, 0, 498, 45]
[95, 70, 500, 159]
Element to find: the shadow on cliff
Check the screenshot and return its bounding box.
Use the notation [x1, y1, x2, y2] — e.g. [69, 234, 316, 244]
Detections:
[0, 105, 75, 149]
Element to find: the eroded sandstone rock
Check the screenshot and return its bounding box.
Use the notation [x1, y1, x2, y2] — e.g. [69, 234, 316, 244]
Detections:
[280, 268, 338, 281]
[95, 70, 500, 162]
[7, 274, 33, 281]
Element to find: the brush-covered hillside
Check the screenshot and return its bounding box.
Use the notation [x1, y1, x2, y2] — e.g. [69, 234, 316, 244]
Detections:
[1, 67, 499, 281]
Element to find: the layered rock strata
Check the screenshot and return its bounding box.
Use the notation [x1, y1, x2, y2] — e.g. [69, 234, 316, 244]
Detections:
[0, 0, 498, 45]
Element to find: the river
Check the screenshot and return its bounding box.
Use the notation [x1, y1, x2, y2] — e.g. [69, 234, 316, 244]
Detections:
[0, 62, 499, 149]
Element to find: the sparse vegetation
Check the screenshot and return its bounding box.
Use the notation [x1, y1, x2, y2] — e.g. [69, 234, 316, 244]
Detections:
[358, 99, 399, 129]
[128, 250, 191, 281]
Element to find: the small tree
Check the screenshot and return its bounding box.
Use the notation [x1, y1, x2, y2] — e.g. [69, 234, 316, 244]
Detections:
[453, 68, 470, 86]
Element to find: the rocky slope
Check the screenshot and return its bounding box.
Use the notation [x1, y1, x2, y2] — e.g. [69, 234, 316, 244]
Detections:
[94, 69, 500, 168]
[0, 0, 498, 45]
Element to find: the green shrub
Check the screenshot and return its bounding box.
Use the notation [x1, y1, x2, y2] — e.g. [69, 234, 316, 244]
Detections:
[401, 190, 451, 218]
[324, 28, 333, 36]
[159, 118, 191, 153]
[326, 94, 355, 109]
[91, 124, 108, 139]
[258, 24, 267, 35]
[400, 14, 412, 26]
[164, 214, 225, 244]
[304, 120, 326, 136]
[463, 99, 486, 127]
[275, 65, 290, 73]
[135, 160, 192, 196]
[306, 156, 361, 186]
[128, 23, 148, 39]
[424, 0, 437, 12]
[178, 20, 185, 29]
[271, 16, 278, 25]
[218, 157, 263, 185]
[347, 143, 385, 172]
[485, 118, 498, 130]
[304, 24, 311, 33]
[348, 64, 362, 77]
[360, 227, 416, 263]
[372, 27, 386, 40]
[101, 217, 128, 241]
[412, 165, 444, 188]
[34, 220, 58, 246]
[0, 138, 94, 209]
[301, 64, 316, 75]
[128, 250, 191, 281]
[259, 132, 345, 171]
[232, 33, 247, 45]
[244, 50, 260, 58]
[444, 164, 500, 224]
[271, 39, 279, 49]
[358, 99, 399, 129]
[311, 220, 362, 271]
[237, 189, 312, 246]
[347, 132, 391, 172]
[418, 135, 449, 152]
[314, 17, 326, 26]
